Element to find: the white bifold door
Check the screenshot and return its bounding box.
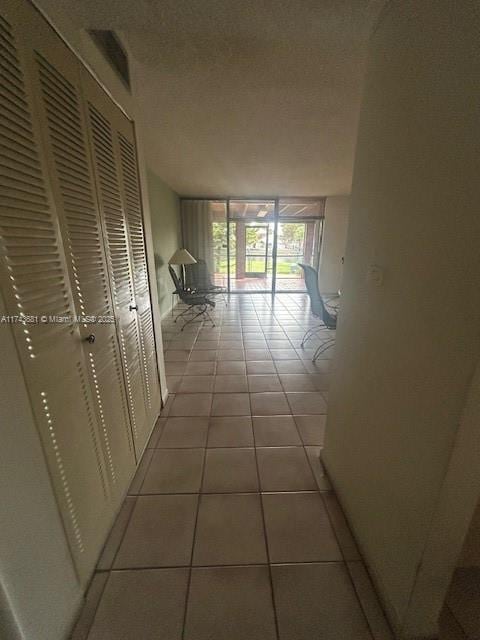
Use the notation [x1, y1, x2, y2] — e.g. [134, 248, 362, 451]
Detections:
[0, 0, 160, 583]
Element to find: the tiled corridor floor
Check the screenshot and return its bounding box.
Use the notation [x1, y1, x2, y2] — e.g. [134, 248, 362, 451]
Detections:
[72, 294, 454, 639]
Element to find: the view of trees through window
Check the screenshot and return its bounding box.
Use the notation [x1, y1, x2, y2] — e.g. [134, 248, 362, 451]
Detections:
[213, 221, 309, 278]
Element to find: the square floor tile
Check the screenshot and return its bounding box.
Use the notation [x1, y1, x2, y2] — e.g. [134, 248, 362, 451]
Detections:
[294, 414, 327, 445]
[141, 449, 204, 494]
[193, 340, 219, 350]
[115, 495, 198, 568]
[243, 339, 268, 348]
[217, 349, 245, 361]
[216, 361, 247, 374]
[279, 373, 316, 392]
[202, 448, 258, 492]
[266, 339, 292, 349]
[214, 375, 248, 392]
[165, 362, 187, 375]
[211, 393, 251, 416]
[157, 417, 209, 448]
[248, 375, 282, 392]
[250, 392, 291, 415]
[270, 349, 299, 360]
[304, 358, 331, 374]
[286, 392, 327, 414]
[252, 416, 301, 446]
[218, 340, 243, 349]
[245, 349, 272, 361]
[184, 361, 216, 375]
[256, 447, 316, 491]
[271, 563, 372, 640]
[193, 493, 267, 565]
[246, 360, 277, 374]
[262, 492, 342, 563]
[88, 568, 189, 640]
[170, 393, 212, 417]
[184, 566, 276, 640]
[207, 416, 254, 447]
[310, 373, 332, 391]
[274, 360, 307, 373]
[189, 350, 217, 361]
[164, 350, 189, 362]
[178, 376, 214, 393]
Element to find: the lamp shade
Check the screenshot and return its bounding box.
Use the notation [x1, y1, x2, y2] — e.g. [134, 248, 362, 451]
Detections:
[168, 248, 197, 265]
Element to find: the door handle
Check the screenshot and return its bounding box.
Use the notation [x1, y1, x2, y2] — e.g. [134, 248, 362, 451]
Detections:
[129, 304, 138, 311]
[85, 334, 96, 344]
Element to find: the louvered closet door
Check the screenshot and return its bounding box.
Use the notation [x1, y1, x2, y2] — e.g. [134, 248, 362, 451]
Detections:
[80, 70, 159, 454]
[116, 119, 161, 435]
[0, 1, 111, 584]
[21, 3, 136, 507]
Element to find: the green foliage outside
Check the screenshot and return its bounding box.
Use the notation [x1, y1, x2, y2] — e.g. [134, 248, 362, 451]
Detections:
[212, 221, 305, 277]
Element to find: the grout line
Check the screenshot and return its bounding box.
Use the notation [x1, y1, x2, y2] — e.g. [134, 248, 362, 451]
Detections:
[180, 443, 208, 640]
[251, 394, 281, 640]
[108, 559, 348, 572]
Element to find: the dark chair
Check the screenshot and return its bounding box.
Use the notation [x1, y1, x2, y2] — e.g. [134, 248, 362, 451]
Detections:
[168, 265, 215, 330]
[298, 263, 337, 361]
[184, 258, 228, 306]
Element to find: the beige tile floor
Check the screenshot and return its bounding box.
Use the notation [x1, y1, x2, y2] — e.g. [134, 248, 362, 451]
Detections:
[72, 293, 461, 639]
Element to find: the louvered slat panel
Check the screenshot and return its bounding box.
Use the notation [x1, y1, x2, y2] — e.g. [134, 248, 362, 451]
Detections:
[0, 14, 71, 356]
[85, 99, 146, 447]
[85, 336, 135, 489]
[118, 132, 160, 416]
[0, 8, 111, 584]
[88, 105, 133, 309]
[35, 52, 112, 318]
[118, 133, 149, 297]
[29, 39, 135, 507]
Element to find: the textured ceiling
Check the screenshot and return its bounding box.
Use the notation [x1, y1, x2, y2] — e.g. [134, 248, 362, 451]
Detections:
[37, 0, 385, 196]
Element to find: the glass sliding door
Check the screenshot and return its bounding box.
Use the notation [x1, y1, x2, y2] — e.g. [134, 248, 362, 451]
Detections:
[274, 198, 324, 292]
[181, 197, 325, 294]
[228, 200, 275, 292]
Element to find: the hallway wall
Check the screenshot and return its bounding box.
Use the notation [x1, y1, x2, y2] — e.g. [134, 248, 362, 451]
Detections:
[318, 196, 349, 294]
[147, 170, 182, 318]
[322, 0, 480, 637]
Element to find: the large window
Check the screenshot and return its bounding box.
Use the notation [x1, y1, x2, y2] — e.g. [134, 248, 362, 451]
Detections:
[181, 197, 324, 293]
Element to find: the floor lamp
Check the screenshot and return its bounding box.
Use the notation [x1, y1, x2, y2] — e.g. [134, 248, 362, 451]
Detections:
[169, 248, 197, 289]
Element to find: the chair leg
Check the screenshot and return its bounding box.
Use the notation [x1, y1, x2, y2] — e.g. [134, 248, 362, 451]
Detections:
[301, 324, 324, 347]
[180, 305, 207, 331]
[203, 308, 216, 327]
[312, 337, 336, 362]
[174, 305, 192, 323]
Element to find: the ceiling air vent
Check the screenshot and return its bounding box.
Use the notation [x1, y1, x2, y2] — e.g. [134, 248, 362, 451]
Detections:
[89, 30, 130, 91]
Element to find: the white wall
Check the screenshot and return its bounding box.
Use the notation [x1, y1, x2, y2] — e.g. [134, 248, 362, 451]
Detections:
[318, 196, 349, 294]
[147, 170, 182, 319]
[322, 1, 480, 637]
[0, 293, 82, 640]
